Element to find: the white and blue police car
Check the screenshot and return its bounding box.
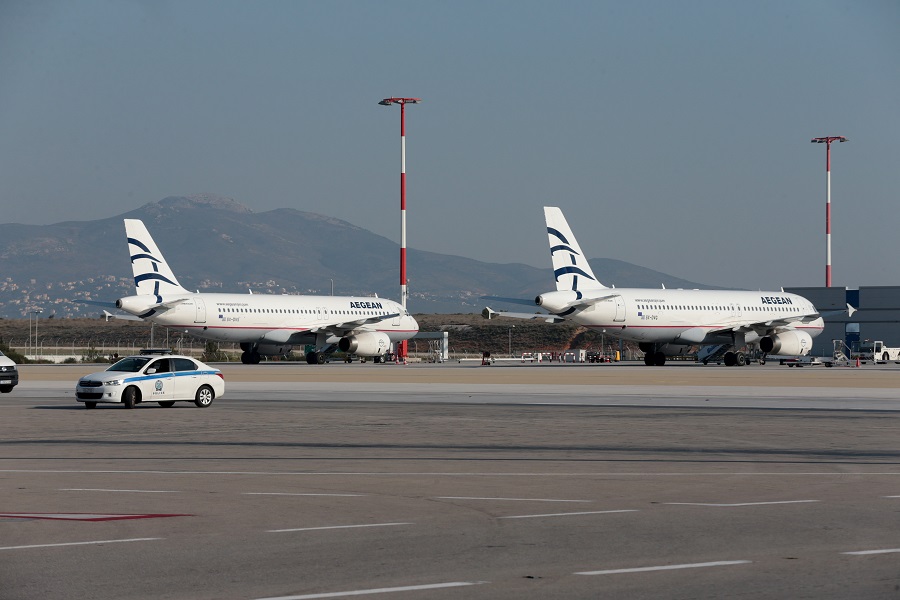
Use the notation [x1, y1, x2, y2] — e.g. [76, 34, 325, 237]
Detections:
[75, 351, 224, 409]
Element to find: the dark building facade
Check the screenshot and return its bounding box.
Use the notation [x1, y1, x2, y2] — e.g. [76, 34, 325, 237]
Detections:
[785, 286, 900, 357]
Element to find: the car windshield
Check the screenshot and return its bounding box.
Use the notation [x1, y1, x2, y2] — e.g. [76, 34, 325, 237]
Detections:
[107, 357, 151, 372]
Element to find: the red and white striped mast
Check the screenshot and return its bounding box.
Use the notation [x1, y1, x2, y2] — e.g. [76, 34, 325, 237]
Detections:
[379, 96, 421, 358]
[811, 136, 848, 287]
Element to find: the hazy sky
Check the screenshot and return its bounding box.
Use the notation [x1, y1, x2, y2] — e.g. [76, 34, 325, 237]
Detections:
[2, 0, 898, 291]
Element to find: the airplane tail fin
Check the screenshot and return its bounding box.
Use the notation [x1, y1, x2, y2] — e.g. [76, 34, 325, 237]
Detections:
[124, 219, 188, 297]
[544, 207, 607, 292]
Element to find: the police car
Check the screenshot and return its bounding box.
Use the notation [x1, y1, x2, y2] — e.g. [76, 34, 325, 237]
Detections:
[0, 350, 18, 393]
[75, 351, 224, 409]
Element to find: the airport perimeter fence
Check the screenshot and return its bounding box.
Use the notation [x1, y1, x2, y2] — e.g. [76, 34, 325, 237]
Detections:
[9, 337, 647, 364]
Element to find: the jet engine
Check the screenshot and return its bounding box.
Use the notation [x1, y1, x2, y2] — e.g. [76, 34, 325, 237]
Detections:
[759, 330, 813, 356]
[338, 332, 391, 356]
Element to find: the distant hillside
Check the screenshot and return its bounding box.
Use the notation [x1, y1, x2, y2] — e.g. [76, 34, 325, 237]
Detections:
[0, 194, 723, 318]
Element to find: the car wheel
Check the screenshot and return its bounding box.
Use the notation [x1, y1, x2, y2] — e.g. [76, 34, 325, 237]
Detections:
[123, 387, 138, 409]
[85, 401, 97, 409]
[158, 401, 175, 408]
[0, 385, 12, 393]
[194, 385, 214, 408]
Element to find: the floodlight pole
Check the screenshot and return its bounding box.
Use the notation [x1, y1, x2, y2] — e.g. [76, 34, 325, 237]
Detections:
[811, 136, 848, 287]
[379, 96, 421, 359]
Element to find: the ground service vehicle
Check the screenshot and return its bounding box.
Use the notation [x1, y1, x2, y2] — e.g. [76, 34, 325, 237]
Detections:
[852, 340, 900, 364]
[0, 351, 18, 393]
[75, 352, 224, 409]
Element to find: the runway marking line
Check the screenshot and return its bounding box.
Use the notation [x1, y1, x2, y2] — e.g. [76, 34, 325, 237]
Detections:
[0, 513, 190, 521]
[499, 509, 637, 519]
[268, 522, 412, 533]
[436, 496, 592, 503]
[60, 488, 180, 493]
[842, 548, 900, 556]
[576, 560, 752, 576]
[245, 493, 366, 497]
[884, 495, 900, 498]
[7, 469, 900, 477]
[665, 500, 820, 507]
[0, 538, 162, 551]
[255, 581, 488, 600]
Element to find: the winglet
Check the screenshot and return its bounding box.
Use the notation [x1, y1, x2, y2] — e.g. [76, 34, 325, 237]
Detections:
[847, 303, 857, 318]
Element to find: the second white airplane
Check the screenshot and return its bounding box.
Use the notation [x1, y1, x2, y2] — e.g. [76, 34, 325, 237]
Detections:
[114, 219, 419, 364]
[485, 207, 831, 366]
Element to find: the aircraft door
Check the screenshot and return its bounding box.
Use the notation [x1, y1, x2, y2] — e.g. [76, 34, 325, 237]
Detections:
[194, 298, 207, 323]
[613, 296, 626, 322]
[393, 310, 401, 327]
[317, 307, 324, 320]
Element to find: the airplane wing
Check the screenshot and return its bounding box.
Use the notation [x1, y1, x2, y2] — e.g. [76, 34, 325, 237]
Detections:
[709, 303, 855, 339]
[308, 313, 402, 336]
[705, 314, 816, 339]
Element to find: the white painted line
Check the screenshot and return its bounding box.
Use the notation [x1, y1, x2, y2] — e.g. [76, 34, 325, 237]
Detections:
[0, 538, 162, 551]
[884, 495, 900, 498]
[576, 560, 752, 576]
[842, 548, 900, 556]
[6, 469, 900, 477]
[244, 493, 366, 497]
[500, 509, 637, 520]
[665, 500, 819, 507]
[268, 522, 412, 533]
[60, 489, 179, 493]
[256, 581, 487, 600]
[436, 496, 592, 503]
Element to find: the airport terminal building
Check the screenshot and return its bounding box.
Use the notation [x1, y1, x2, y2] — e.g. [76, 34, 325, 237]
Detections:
[785, 286, 900, 357]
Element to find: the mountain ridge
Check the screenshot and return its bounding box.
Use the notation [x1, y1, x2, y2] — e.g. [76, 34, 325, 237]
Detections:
[0, 194, 726, 318]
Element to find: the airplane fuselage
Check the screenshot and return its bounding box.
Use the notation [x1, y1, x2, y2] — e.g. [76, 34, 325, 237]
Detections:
[117, 292, 419, 347]
[546, 289, 823, 346]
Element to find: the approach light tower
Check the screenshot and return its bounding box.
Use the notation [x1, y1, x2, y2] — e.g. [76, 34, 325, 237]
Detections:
[379, 96, 421, 359]
[811, 136, 848, 287]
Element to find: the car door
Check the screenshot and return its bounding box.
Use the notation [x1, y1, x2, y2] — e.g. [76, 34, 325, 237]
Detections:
[172, 357, 201, 400]
[143, 358, 174, 401]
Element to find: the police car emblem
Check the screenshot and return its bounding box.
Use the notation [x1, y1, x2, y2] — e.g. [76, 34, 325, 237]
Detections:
[155, 380, 163, 392]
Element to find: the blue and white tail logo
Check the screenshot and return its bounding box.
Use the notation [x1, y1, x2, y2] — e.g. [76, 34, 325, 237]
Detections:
[544, 207, 606, 292]
[124, 219, 188, 299]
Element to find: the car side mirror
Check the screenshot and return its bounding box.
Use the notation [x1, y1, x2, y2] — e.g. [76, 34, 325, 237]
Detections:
[146, 368, 157, 374]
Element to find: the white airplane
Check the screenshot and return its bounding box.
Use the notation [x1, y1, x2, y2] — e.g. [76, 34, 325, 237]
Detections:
[113, 219, 419, 364]
[484, 207, 837, 366]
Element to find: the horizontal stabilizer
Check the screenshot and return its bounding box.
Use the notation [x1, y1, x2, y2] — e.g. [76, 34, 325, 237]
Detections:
[481, 295, 537, 308]
[482, 307, 563, 323]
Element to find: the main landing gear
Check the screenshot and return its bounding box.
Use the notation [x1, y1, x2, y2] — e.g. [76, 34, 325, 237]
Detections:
[643, 351, 667, 366]
[306, 351, 327, 365]
[240, 343, 261, 364]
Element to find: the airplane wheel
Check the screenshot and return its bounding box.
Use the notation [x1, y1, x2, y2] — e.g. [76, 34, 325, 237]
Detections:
[643, 353, 653, 366]
[241, 352, 251, 364]
[653, 351, 666, 366]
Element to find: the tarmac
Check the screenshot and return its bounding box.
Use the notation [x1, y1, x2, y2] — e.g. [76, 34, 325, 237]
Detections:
[2, 361, 899, 599]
